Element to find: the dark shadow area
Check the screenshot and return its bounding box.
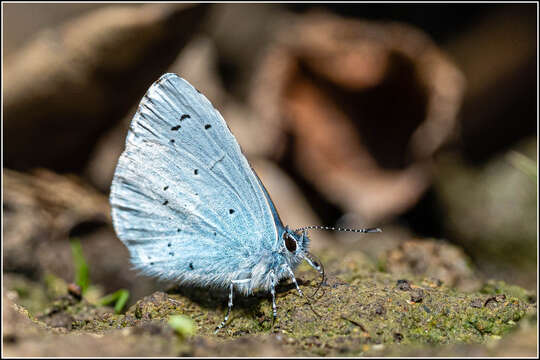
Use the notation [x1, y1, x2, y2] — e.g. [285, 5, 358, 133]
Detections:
[277, 131, 345, 227]
[68, 219, 109, 238]
[286, 3, 500, 44]
[166, 278, 309, 311]
[399, 187, 445, 238]
[298, 52, 429, 170]
[460, 56, 537, 165]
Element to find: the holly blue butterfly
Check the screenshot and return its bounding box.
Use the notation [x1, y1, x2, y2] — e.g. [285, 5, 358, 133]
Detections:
[109, 73, 381, 332]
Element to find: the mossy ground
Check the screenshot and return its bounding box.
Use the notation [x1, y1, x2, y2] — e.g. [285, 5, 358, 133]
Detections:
[3, 247, 537, 356]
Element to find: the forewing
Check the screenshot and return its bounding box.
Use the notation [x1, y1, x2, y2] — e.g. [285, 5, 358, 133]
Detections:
[110, 73, 278, 288]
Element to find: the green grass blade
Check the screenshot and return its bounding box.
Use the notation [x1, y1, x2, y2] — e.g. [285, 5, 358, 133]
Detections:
[69, 237, 89, 294]
[98, 289, 130, 314]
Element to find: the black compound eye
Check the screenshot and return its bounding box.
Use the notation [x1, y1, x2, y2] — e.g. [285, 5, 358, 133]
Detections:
[284, 233, 297, 252]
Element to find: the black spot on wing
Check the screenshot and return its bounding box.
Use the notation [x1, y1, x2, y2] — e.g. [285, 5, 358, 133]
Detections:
[194, 169, 199, 175]
[167, 242, 171, 247]
[163, 186, 169, 191]
[189, 262, 194, 270]
[204, 124, 211, 130]
[162, 200, 169, 206]
[171, 125, 181, 131]
[180, 114, 190, 121]
[170, 139, 175, 143]
[229, 209, 235, 214]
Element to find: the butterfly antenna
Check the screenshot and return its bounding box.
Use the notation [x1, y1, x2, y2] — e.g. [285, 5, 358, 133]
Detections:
[295, 225, 382, 233]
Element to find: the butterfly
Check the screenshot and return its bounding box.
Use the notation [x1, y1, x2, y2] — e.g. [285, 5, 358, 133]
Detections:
[109, 73, 381, 332]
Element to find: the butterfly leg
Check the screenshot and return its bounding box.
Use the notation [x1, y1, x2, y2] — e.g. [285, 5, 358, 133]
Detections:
[269, 270, 278, 325]
[214, 279, 251, 334]
[214, 283, 234, 334]
[282, 263, 322, 318]
[282, 264, 305, 298]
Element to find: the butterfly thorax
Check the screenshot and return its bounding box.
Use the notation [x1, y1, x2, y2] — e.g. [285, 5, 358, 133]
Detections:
[234, 227, 310, 295]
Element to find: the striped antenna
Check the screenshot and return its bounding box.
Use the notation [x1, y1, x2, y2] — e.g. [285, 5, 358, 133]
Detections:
[294, 225, 382, 234]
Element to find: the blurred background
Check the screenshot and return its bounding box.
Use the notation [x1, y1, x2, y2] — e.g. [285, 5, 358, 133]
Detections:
[3, 3, 537, 309]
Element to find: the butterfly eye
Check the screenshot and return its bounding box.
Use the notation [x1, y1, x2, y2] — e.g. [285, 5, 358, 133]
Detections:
[284, 233, 297, 252]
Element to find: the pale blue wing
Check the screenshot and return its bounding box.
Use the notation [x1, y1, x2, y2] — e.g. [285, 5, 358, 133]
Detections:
[110, 73, 279, 290]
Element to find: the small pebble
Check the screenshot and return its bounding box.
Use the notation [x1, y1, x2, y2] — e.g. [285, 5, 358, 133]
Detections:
[67, 283, 82, 299]
[470, 299, 483, 308]
[410, 289, 424, 303]
[396, 279, 412, 291]
[484, 294, 507, 307]
[374, 304, 385, 315]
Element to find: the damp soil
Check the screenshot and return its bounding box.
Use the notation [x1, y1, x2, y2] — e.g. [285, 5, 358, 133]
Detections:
[3, 246, 537, 357]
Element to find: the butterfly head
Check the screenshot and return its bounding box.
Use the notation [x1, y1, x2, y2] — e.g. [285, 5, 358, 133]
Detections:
[279, 226, 310, 266]
[279, 226, 325, 301]
[280, 224, 382, 287]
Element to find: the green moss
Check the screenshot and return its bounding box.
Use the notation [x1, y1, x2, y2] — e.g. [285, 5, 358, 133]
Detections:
[479, 280, 534, 302]
[5, 246, 536, 356]
[5, 274, 63, 316]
